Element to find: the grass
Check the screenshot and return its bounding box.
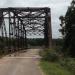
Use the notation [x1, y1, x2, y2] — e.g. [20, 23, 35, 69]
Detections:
[40, 61, 73, 75]
[39, 47, 75, 75]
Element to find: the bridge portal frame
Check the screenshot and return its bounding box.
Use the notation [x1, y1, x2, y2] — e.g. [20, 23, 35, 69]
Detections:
[0, 7, 52, 53]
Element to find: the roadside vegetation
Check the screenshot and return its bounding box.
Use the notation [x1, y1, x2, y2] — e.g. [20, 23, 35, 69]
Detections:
[39, 47, 75, 75]
[39, 1, 75, 75]
[40, 61, 73, 75]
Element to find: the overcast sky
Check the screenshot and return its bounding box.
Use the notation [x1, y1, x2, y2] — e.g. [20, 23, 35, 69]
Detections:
[0, 0, 72, 38]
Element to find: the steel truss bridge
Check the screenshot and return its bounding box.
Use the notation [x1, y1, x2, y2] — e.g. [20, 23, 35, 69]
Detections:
[0, 7, 52, 53]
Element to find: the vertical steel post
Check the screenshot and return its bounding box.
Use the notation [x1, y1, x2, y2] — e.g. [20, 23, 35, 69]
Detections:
[44, 8, 52, 48]
[47, 9, 52, 48]
[17, 18, 19, 50]
[8, 10, 11, 52]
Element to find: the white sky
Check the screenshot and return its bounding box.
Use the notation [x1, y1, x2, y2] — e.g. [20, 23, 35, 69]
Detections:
[0, 0, 72, 38]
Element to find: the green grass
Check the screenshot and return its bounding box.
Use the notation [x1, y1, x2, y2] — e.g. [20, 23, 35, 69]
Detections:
[40, 61, 73, 75]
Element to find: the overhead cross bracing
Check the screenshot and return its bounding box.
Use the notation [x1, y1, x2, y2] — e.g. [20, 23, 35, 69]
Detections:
[0, 7, 52, 53]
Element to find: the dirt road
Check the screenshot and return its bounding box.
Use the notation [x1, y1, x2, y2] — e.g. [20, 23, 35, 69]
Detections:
[0, 49, 43, 75]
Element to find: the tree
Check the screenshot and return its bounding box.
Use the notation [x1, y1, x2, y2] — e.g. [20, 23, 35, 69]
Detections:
[59, 0, 75, 57]
[59, 16, 65, 38]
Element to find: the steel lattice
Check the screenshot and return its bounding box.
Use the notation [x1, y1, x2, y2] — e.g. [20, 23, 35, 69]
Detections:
[0, 7, 52, 53]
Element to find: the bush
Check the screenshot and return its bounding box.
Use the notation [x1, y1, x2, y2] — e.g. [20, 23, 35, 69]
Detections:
[59, 58, 75, 74]
[40, 49, 61, 62]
